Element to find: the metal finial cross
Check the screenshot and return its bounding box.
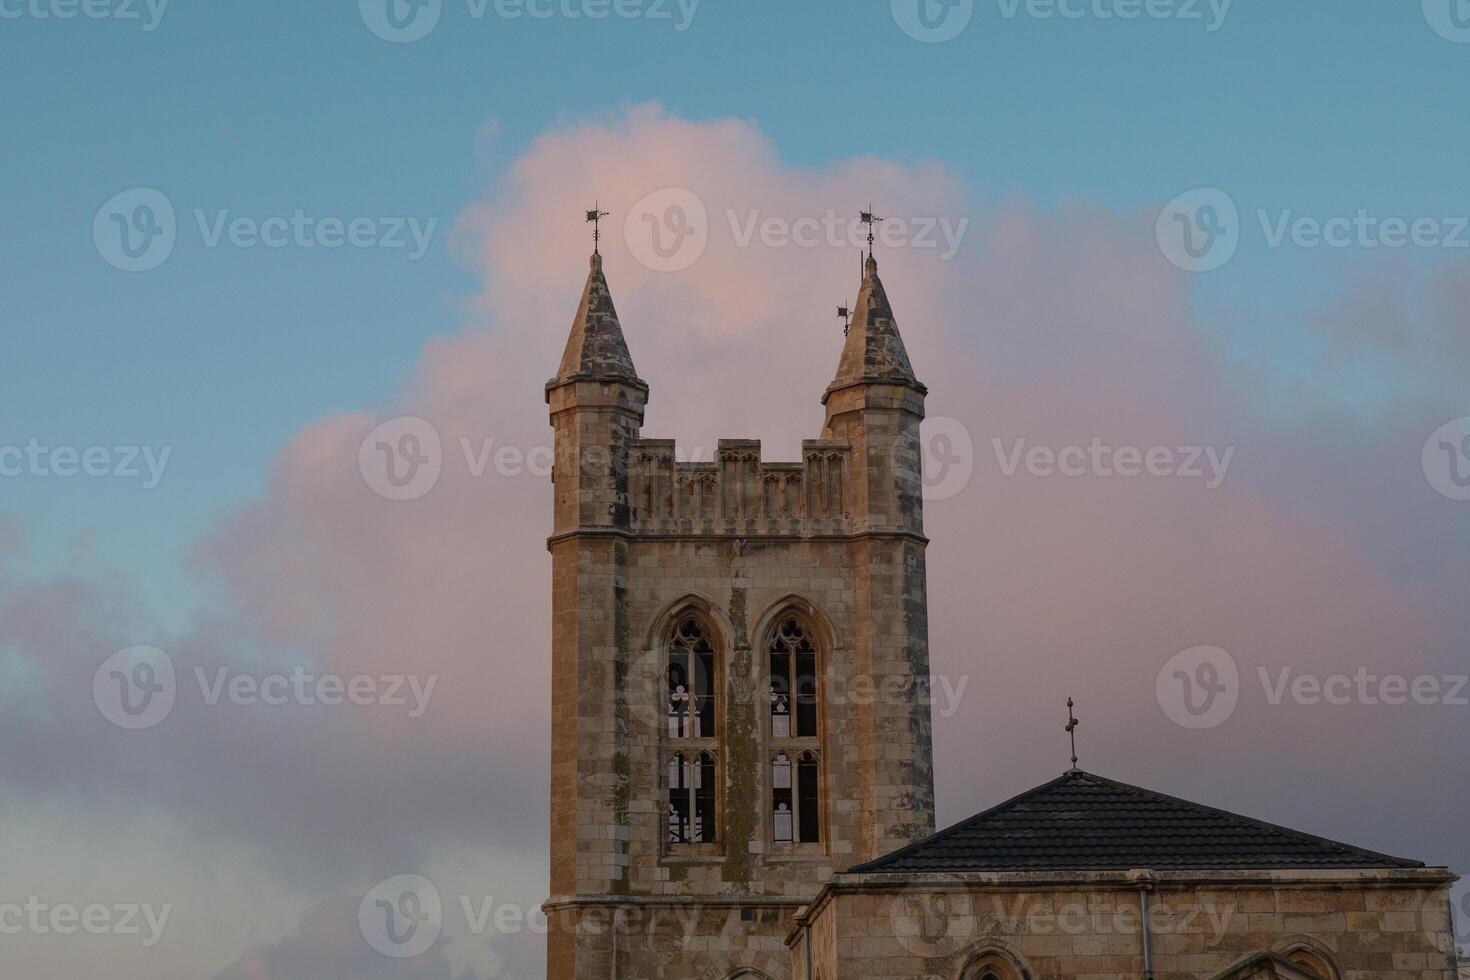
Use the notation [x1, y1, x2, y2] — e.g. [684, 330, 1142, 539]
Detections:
[586, 203, 610, 255]
[860, 205, 883, 261]
[1065, 698, 1081, 771]
[837, 302, 852, 336]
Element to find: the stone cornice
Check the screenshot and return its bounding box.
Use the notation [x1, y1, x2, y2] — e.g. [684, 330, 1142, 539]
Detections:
[542, 894, 811, 912]
[545, 527, 930, 550]
[820, 376, 928, 407]
[823, 867, 1458, 889]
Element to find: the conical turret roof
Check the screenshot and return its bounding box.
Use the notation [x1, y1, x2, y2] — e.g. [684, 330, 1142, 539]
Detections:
[552, 252, 642, 387]
[825, 254, 924, 401]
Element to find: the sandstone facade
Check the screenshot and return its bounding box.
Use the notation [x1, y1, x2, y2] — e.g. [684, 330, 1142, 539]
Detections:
[787, 870, 1460, 980]
[543, 251, 936, 979]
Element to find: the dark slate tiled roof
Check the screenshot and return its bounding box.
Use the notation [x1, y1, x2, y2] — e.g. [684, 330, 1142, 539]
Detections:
[850, 770, 1425, 873]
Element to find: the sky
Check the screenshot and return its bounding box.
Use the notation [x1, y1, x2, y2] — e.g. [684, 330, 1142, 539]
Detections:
[2, 2, 1469, 977]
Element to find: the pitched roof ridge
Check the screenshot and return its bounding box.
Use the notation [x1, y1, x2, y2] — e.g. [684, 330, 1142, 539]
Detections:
[1079, 771, 1424, 869]
[846, 770, 1081, 873]
[847, 768, 1426, 874]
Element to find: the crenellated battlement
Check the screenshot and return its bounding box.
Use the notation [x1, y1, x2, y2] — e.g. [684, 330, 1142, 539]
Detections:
[629, 438, 851, 534]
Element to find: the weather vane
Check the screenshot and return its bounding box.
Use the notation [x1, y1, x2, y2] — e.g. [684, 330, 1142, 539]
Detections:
[1065, 698, 1081, 771]
[860, 205, 883, 261]
[837, 302, 852, 336]
[586, 202, 610, 255]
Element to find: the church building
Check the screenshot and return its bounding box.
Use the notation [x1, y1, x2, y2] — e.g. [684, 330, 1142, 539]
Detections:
[541, 242, 1459, 979]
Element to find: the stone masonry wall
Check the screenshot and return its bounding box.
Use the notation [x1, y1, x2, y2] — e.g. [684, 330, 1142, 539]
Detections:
[547, 427, 939, 978]
[794, 875, 1459, 980]
[547, 285, 936, 977]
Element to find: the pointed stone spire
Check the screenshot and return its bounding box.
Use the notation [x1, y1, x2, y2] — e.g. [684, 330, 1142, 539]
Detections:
[823, 254, 924, 403]
[552, 252, 643, 388]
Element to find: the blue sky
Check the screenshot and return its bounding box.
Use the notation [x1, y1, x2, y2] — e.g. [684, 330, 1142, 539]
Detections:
[4, 5, 1467, 624]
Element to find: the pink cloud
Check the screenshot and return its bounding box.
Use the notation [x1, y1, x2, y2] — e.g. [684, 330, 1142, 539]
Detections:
[188, 103, 1470, 877]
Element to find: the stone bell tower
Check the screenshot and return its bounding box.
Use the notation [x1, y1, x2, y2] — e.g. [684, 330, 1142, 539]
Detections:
[543, 247, 935, 979]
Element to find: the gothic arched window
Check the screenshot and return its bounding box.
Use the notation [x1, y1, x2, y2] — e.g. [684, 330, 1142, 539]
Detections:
[769, 617, 817, 738]
[768, 615, 822, 844]
[664, 614, 719, 848]
[668, 616, 715, 739]
[1285, 947, 1337, 980]
[667, 751, 718, 844]
[960, 951, 1026, 980]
